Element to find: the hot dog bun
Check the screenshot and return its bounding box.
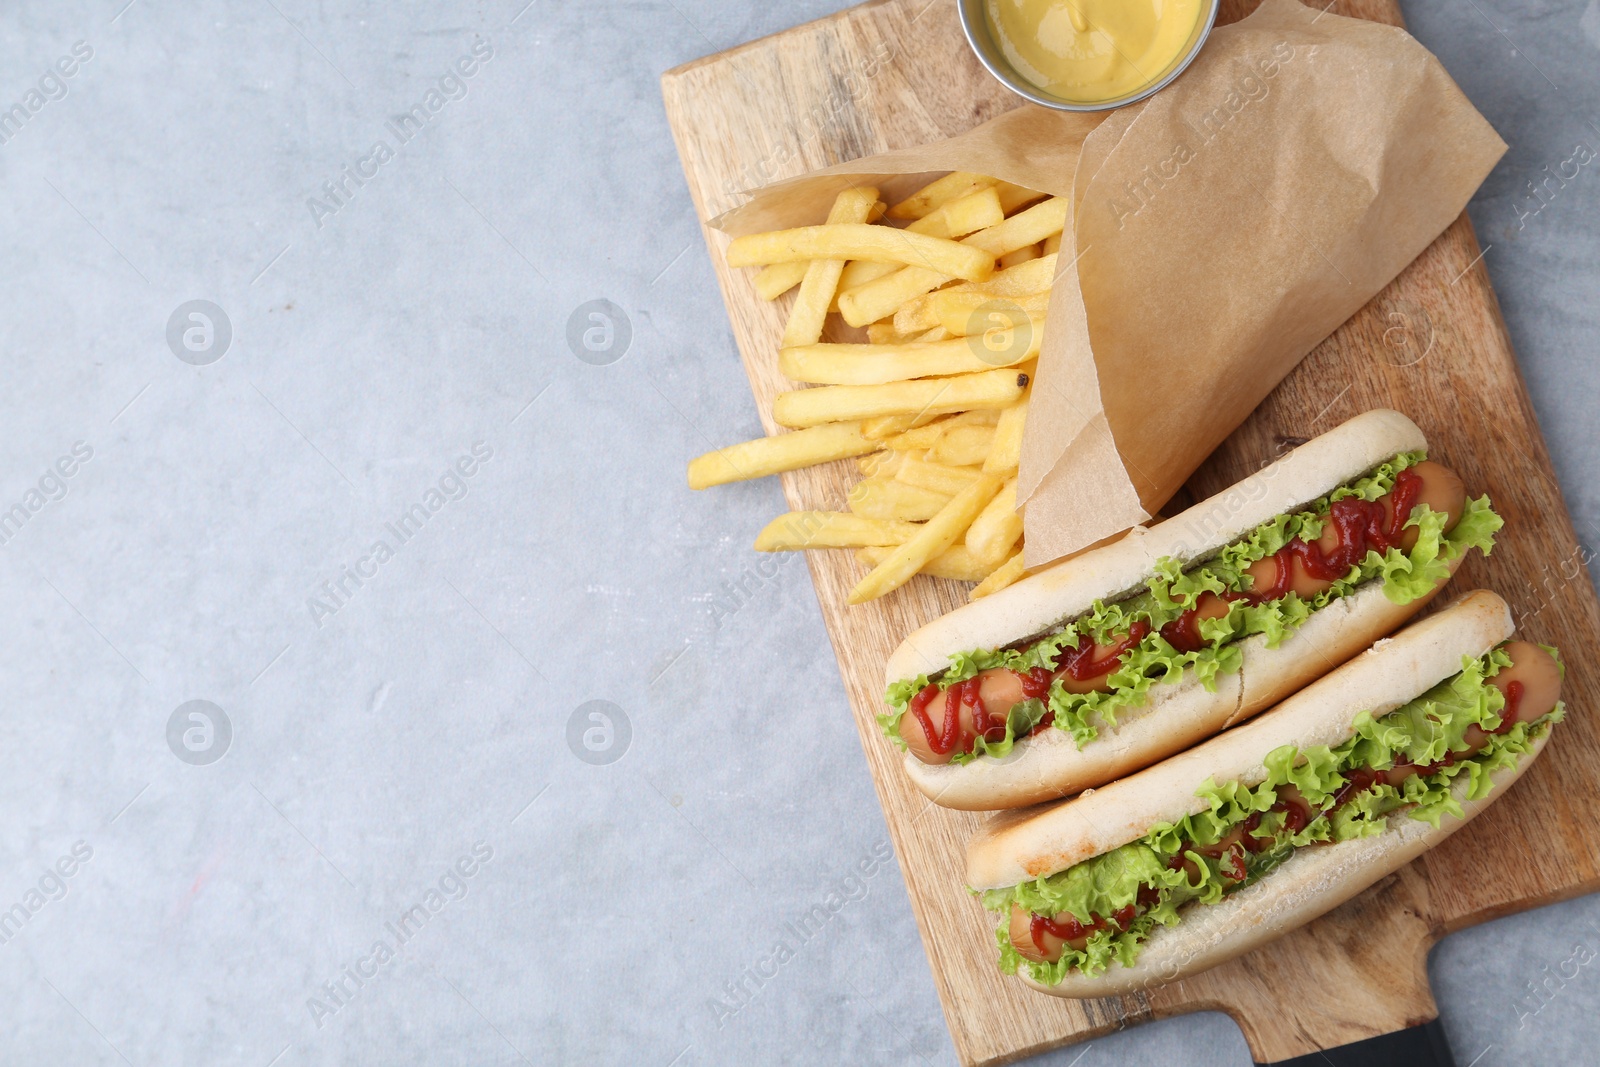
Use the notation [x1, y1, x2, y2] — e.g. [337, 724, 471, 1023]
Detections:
[968, 590, 1512, 887]
[964, 591, 1545, 998]
[1028, 731, 1545, 997]
[887, 409, 1440, 810]
[909, 559, 1464, 810]
[886, 410, 1426, 683]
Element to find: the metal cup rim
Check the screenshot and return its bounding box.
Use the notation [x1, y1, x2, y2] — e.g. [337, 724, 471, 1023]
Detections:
[956, 0, 1221, 113]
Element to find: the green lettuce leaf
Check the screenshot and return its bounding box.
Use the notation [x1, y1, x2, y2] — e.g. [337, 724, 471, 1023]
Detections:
[955, 699, 1051, 764]
[880, 451, 1503, 754]
[985, 646, 1562, 985]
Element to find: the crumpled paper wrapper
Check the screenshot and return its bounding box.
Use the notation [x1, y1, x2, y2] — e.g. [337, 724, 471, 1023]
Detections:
[1020, 0, 1506, 564]
[710, 104, 1103, 236]
[710, 0, 1505, 569]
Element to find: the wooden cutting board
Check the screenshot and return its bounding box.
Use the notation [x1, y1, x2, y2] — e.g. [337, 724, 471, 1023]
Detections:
[661, 2, 1600, 1063]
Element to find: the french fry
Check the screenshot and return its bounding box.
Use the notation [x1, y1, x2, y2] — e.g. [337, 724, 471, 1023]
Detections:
[860, 411, 943, 439]
[755, 200, 888, 300]
[884, 422, 952, 452]
[930, 259, 1058, 308]
[704, 174, 1062, 605]
[876, 422, 947, 451]
[937, 296, 1050, 337]
[963, 196, 1068, 257]
[888, 172, 995, 219]
[970, 549, 1026, 599]
[965, 477, 1022, 565]
[836, 259, 898, 297]
[687, 422, 880, 489]
[883, 408, 997, 451]
[893, 253, 1058, 334]
[911, 188, 1005, 240]
[838, 200, 1064, 326]
[856, 544, 996, 583]
[986, 253, 1058, 294]
[870, 325, 954, 345]
[857, 449, 908, 477]
[928, 424, 997, 467]
[728, 224, 994, 282]
[753, 261, 808, 301]
[831, 185, 988, 299]
[922, 292, 1045, 337]
[771, 368, 1029, 428]
[897, 454, 983, 495]
[848, 473, 1005, 601]
[994, 182, 1049, 215]
[754, 511, 921, 551]
[984, 394, 1029, 474]
[999, 243, 1042, 269]
[847, 476, 952, 522]
[838, 266, 955, 327]
[963, 254, 1058, 296]
[892, 297, 944, 337]
[778, 326, 1039, 385]
[781, 187, 880, 347]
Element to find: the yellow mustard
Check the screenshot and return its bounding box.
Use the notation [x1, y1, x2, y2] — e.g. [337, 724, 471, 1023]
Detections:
[983, 0, 1206, 104]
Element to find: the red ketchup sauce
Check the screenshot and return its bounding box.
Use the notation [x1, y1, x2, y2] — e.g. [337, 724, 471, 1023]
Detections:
[907, 685, 949, 755]
[1026, 744, 1423, 959]
[922, 467, 1438, 764]
[1019, 667, 1055, 699]
[1493, 680, 1524, 735]
[1029, 904, 1138, 952]
[1020, 667, 1057, 735]
[910, 677, 1004, 757]
[1249, 468, 1423, 599]
[1059, 620, 1152, 682]
[1159, 468, 1425, 650]
[1272, 795, 1312, 834]
[1023, 643, 1559, 966]
[1030, 912, 1093, 948]
[1159, 608, 1206, 655]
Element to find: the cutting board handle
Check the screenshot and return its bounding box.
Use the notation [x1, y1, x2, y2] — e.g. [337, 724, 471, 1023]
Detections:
[1255, 1019, 1455, 1066]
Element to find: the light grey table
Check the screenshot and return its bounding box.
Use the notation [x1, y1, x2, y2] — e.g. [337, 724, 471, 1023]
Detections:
[0, 1, 1594, 1064]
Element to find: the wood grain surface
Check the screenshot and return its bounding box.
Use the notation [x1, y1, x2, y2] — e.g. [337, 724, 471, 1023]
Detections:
[661, 2, 1600, 1063]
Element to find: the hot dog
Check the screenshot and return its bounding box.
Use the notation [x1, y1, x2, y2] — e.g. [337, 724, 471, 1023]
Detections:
[966, 591, 1563, 996]
[879, 410, 1504, 810]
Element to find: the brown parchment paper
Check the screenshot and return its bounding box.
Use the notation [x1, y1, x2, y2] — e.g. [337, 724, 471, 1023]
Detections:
[1020, 0, 1507, 564]
[710, 104, 1102, 235]
[708, 0, 1504, 571]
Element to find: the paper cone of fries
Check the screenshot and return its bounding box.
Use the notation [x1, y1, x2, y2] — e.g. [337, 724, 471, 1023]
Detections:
[710, 0, 1505, 578]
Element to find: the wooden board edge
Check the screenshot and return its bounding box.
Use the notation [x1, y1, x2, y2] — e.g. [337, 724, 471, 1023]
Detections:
[656, 1, 1600, 1061]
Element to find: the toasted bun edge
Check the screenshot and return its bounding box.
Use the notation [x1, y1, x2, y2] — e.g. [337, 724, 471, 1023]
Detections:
[906, 555, 1463, 811]
[1021, 727, 1549, 998]
[964, 590, 1514, 891]
[884, 409, 1427, 687]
